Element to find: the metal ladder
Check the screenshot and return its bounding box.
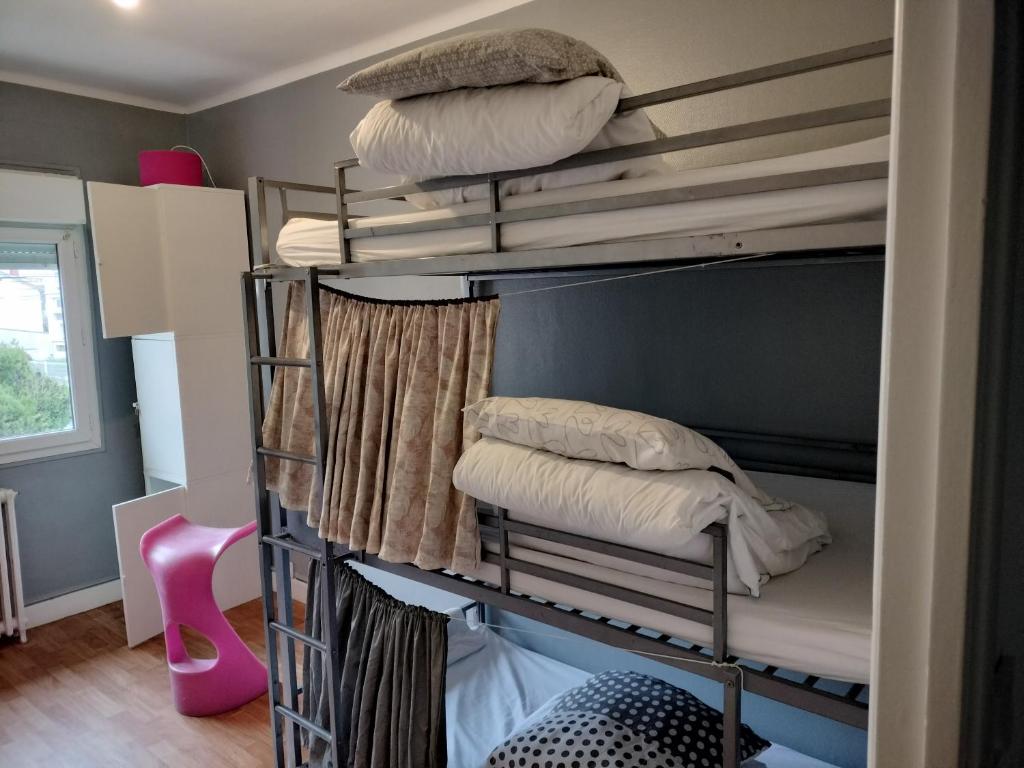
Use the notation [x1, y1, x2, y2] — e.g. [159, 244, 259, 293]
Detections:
[241, 266, 343, 768]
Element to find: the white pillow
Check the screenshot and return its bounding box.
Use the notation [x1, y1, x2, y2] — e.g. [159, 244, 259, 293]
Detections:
[402, 108, 669, 210]
[350, 77, 622, 177]
[463, 396, 771, 504]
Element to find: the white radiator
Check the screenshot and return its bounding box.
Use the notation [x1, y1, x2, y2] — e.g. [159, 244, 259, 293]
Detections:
[0, 489, 27, 642]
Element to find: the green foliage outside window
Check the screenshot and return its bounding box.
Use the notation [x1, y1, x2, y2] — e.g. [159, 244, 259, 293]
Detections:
[0, 342, 72, 439]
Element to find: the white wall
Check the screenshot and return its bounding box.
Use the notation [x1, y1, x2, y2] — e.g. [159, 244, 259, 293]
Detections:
[869, 1, 992, 766]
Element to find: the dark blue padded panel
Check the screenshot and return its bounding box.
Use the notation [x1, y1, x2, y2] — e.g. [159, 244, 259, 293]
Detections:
[478, 254, 883, 481]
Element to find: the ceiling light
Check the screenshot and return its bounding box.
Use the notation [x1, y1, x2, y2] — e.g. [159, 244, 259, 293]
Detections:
[111, 0, 139, 9]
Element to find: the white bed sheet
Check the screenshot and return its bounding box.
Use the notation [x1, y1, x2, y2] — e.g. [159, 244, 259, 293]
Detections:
[468, 478, 874, 684]
[447, 626, 843, 768]
[446, 626, 591, 768]
[277, 136, 888, 266]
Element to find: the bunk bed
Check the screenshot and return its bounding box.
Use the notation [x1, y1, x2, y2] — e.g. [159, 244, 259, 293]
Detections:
[241, 37, 891, 768]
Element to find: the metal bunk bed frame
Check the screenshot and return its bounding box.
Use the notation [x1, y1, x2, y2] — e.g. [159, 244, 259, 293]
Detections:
[242, 37, 890, 768]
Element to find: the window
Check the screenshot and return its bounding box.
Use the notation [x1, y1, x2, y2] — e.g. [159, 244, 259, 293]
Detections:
[0, 227, 100, 463]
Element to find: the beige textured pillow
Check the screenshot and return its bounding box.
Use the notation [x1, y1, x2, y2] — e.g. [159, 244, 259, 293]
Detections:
[463, 397, 771, 503]
[338, 28, 620, 99]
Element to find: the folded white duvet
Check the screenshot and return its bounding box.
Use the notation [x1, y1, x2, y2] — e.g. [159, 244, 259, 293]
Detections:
[453, 437, 831, 596]
[351, 77, 622, 177]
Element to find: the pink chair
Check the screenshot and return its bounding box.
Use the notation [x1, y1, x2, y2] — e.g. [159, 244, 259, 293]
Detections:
[140, 514, 267, 716]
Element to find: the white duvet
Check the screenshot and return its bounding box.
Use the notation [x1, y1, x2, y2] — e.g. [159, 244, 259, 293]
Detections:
[453, 437, 831, 596]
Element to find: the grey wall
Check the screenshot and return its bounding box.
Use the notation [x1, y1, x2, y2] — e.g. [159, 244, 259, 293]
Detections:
[0, 81, 186, 604]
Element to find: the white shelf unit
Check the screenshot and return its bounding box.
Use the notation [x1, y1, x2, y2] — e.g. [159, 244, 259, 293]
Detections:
[87, 182, 258, 646]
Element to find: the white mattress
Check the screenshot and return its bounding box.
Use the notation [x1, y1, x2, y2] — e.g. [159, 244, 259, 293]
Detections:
[468, 474, 875, 683]
[277, 136, 888, 266]
[447, 625, 843, 768]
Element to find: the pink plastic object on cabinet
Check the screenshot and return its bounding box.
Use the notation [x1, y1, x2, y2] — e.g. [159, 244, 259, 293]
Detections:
[140, 514, 267, 716]
[138, 150, 202, 187]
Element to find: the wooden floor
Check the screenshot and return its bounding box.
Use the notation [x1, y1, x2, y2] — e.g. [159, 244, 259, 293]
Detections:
[0, 599, 298, 767]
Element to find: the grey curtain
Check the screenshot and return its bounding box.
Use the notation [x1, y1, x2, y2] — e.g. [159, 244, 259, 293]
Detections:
[303, 561, 449, 768]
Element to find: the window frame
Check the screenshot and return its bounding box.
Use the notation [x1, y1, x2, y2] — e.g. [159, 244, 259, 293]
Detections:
[0, 225, 101, 464]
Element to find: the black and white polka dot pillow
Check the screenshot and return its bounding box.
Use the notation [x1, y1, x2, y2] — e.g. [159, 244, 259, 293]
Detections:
[486, 710, 680, 768]
[486, 671, 770, 768]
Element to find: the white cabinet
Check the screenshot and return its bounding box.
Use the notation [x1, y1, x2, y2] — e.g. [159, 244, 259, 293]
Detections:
[87, 183, 249, 338]
[174, 333, 251, 484]
[131, 335, 185, 486]
[87, 182, 258, 646]
[88, 183, 166, 337]
[129, 331, 252, 492]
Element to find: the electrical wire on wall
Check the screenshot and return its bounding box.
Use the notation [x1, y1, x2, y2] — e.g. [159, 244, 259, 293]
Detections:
[169, 145, 217, 188]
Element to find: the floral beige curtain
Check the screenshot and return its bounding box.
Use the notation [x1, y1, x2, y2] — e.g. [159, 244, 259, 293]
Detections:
[262, 283, 500, 572]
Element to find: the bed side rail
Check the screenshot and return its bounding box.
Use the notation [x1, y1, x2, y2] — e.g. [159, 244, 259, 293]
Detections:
[315, 504, 870, 729]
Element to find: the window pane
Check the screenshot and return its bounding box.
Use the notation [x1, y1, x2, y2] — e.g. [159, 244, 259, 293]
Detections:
[0, 242, 75, 440]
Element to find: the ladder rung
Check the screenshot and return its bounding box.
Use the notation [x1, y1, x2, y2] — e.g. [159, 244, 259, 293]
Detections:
[274, 705, 331, 742]
[250, 355, 311, 368]
[257, 446, 317, 465]
[270, 621, 327, 653]
[262, 533, 323, 560]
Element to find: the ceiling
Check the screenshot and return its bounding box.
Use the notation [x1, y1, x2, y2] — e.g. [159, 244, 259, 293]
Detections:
[0, 0, 532, 113]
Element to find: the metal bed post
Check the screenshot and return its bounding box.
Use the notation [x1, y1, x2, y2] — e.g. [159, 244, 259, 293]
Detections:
[712, 525, 740, 768]
[712, 526, 729, 664]
[723, 667, 743, 768]
[246, 178, 304, 765]
[488, 177, 501, 253]
[496, 506, 511, 595]
[335, 163, 353, 264]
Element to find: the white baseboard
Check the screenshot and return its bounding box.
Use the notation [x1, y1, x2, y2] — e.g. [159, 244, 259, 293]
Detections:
[24, 579, 123, 629]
